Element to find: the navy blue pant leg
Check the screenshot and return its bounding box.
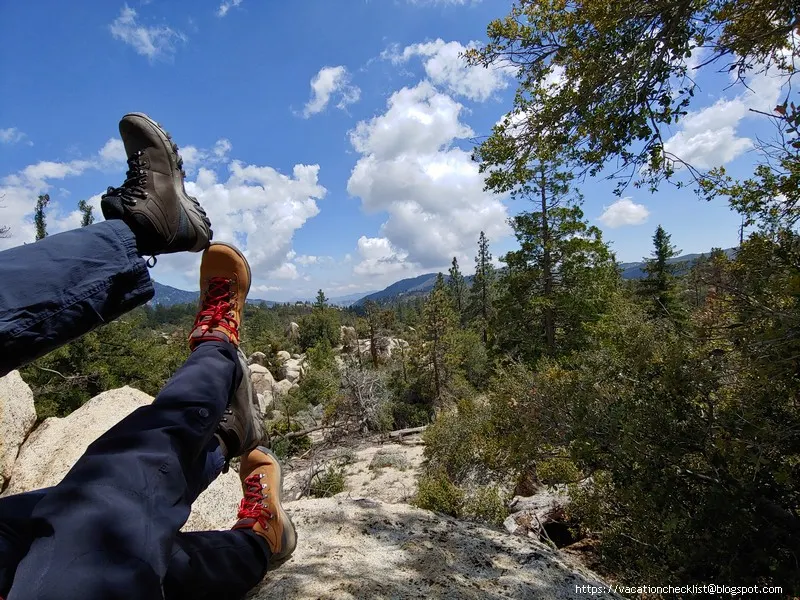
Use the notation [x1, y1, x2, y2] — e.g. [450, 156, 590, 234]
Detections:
[6, 341, 243, 600]
[0, 220, 154, 377]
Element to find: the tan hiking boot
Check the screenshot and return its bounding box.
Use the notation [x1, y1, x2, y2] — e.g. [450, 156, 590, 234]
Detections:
[233, 447, 297, 569]
[189, 242, 251, 349]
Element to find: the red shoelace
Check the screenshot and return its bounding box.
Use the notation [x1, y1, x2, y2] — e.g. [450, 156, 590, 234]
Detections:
[192, 277, 239, 341]
[237, 473, 273, 527]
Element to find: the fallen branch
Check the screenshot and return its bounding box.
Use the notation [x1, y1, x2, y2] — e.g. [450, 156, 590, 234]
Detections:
[272, 424, 332, 443]
[387, 426, 427, 439]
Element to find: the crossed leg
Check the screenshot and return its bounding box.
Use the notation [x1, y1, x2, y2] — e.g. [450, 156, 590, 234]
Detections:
[0, 222, 269, 600]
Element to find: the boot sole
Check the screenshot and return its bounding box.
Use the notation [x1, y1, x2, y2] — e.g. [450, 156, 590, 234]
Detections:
[123, 112, 212, 252]
[257, 446, 298, 569]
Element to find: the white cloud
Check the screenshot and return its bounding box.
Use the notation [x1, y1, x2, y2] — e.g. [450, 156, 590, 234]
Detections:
[388, 39, 514, 101]
[347, 81, 510, 279]
[303, 66, 361, 118]
[353, 236, 413, 277]
[0, 141, 326, 294]
[0, 128, 29, 145]
[98, 139, 127, 164]
[598, 197, 650, 228]
[295, 254, 332, 266]
[269, 262, 300, 280]
[179, 138, 233, 175]
[110, 5, 187, 60]
[217, 0, 243, 17]
[664, 61, 786, 169]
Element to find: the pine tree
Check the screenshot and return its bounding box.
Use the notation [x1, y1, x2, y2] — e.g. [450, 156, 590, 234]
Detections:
[78, 199, 94, 227]
[34, 194, 50, 241]
[639, 225, 684, 320]
[447, 256, 467, 322]
[496, 202, 617, 364]
[467, 232, 496, 344]
[422, 273, 457, 405]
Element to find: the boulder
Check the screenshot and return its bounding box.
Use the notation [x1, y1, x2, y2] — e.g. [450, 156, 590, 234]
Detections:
[276, 350, 291, 363]
[3, 387, 153, 496]
[273, 379, 294, 397]
[247, 351, 267, 367]
[340, 326, 357, 351]
[251, 366, 276, 397]
[0, 371, 37, 490]
[285, 322, 300, 342]
[249, 364, 269, 375]
[280, 358, 303, 384]
[291, 353, 301, 360]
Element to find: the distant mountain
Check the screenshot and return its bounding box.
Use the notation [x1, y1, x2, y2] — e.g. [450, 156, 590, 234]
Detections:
[150, 281, 277, 307]
[618, 248, 736, 280]
[355, 248, 737, 306]
[328, 291, 378, 307]
[353, 274, 440, 307]
[151, 281, 199, 307]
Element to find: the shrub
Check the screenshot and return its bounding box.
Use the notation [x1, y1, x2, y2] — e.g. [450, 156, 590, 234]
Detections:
[464, 486, 508, 526]
[414, 471, 464, 517]
[268, 420, 312, 459]
[310, 464, 346, 498]
[369, 451, 409, 470]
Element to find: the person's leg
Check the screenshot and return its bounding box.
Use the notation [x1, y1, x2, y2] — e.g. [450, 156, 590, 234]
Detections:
[6, 340, 242, 600]
[163, 530, 270, 600]
[0, 221, 153, 377]
[6, 242, 257, 600]
[0, 111, 211, 377]
[0, 437, 227, 599]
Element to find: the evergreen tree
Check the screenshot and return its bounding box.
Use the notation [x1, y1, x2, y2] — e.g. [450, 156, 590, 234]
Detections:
[78, 199, 94, 227]
[447, 256, 467, 322]
[639, 225, 684, 320]
[421, 273, 457, 405]
[496, 203, 617, 364]
[34, 194, 49, 241]
[467, 232, 496, 344]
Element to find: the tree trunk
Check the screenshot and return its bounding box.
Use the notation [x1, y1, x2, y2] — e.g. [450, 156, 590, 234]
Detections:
[541, 167, 556, 353]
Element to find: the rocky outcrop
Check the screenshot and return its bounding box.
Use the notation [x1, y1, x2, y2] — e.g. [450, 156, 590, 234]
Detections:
[340, 326, 357, 351]
[272, 379, 294, 397]
[0, 384, 617, 599]
[276, 350, 291, 363]
[248, 497, 617, 599]
[2, 387, 152, 496]
[247, 351, 267, 367]
[354, 337, 409, 363]
[285, 322, 300, 342]
[0, 371, 37, 490]
[279, 356, 305, 384]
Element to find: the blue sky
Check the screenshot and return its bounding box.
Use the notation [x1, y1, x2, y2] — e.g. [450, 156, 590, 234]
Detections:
[0, 0, 787, 301]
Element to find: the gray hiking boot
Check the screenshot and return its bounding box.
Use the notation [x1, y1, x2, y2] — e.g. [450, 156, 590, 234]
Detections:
[218, 348, 265, 459]
[101, 112, 212, 256]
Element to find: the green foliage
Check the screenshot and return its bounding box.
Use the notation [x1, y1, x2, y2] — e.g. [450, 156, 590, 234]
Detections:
[423, 398, 500, 484]
[414, 471, 464, 517]
[466, 231, 496, 345]
[447, 256, 467, 319]
[469, 0, 797, 192]
[295, 339, 339, 407]
[387, 398, 431, 429]
[494, 204, 618, 364]
[310, 464, 346, 498]
[420, 274, 459, 405]
[78, 199, 94, 227]
[299, 293, 341, 351]
[34, 194, 49, 241]
[638, 225, 686, 321]
[463, 486, 508, 526]
[268, 420, 312, 459]
[21, 309, 188, 419]
[369, 450, 409, 470]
